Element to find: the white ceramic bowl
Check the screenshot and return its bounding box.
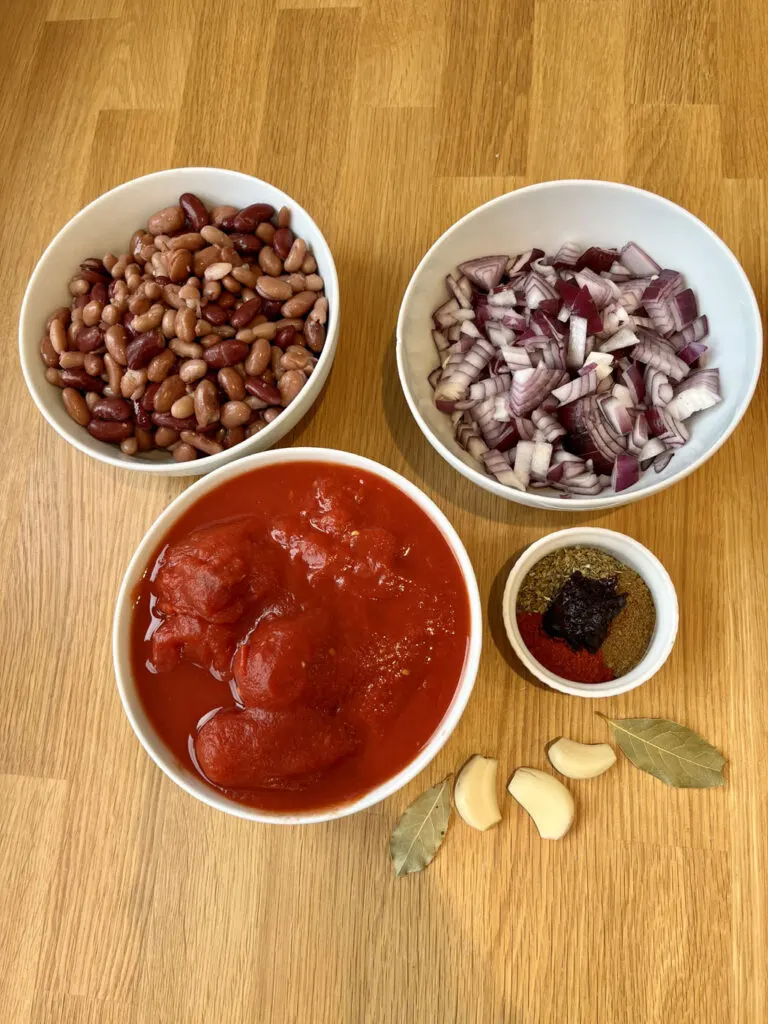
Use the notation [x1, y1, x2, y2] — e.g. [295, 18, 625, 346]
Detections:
[397, 180, 762, 510]
[502, 527, 678, 698]
[19, 168, 339, 476]
[113, 447, 483, 823]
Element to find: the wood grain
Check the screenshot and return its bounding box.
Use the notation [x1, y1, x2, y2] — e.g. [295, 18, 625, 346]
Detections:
[2, 1, 766, 1021]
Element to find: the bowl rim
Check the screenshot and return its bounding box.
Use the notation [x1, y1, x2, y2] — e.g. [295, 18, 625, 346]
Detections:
[112, 445, 483, 824]
[501, 526, 679, 698]
[19, 166, 339, 475]
[396, 178, 763, 511]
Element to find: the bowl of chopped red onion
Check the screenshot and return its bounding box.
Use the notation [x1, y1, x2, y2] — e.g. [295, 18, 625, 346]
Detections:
[396, 180, 762, 509]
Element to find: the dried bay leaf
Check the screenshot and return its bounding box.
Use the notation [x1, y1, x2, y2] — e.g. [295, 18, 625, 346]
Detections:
[600, 715, 726, 788]
[389, 777, 452, 877]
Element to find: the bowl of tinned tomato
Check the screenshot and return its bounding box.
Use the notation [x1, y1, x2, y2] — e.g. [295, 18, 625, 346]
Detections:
[113, 447, 482, 822]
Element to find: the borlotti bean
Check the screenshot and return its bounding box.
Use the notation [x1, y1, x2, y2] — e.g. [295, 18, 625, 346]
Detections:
[41, 195, 327, 462]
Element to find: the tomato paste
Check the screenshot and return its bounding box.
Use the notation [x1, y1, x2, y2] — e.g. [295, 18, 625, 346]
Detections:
[131, 462, 471, 812]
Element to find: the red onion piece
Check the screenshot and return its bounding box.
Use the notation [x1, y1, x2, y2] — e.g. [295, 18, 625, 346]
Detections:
[577, 247, 619, 273]
[619, 242, 662, 277]
[552, 368, 597, 405]
[665, 368, 722, 420]
[669, 314, 709, 350]
[611, 453, 640, 492]
[678, 342, 708, 365]
[458, 256, 507, 291]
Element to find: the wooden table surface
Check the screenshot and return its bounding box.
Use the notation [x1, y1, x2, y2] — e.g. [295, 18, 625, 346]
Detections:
[2, 1, 767, 1021]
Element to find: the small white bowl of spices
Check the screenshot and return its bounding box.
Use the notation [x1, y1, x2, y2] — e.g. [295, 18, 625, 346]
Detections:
[502, 527, 678, 698]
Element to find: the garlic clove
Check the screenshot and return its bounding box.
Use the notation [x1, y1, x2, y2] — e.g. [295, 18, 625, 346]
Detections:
[507, 767, 575, 840]
[547, 738, 617, 780]
[454, 755, 502, 831]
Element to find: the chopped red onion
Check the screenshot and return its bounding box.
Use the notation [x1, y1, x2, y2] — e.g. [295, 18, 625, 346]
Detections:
[429, 239, 718, 496]
[458, 256, 507, 291]
[612, 453, 640, 492]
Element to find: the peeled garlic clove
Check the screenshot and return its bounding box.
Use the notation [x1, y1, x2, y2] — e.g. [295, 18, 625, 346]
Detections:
[507, 767, 574, 840]
[547, 738, 617, 780]
[454, 755, 502, 831]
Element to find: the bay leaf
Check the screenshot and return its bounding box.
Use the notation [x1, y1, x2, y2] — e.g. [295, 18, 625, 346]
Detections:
[389, 777, 452, 877]
[600, 715, 726, 788]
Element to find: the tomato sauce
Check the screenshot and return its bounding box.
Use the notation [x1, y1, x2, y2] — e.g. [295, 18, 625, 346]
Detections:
[130, 462, 471, 812]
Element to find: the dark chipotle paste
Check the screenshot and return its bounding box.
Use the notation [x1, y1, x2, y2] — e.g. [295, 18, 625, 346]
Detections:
[131, 462, 470, 812]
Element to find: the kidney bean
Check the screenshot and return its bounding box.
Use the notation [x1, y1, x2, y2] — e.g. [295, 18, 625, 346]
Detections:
[302, 253, 319, 275]
[62, 388, 91, 426]
[192, 379, 218, 427]
[204, 262, 232, 282]
[246, 419, 267, 437]
[264, 408, 283, 424]
[45, 367, 63, 387]
[281, 290, 317, 319]
[283, 238, 307, 273]
[229, 232, 261, 256]
[170, 441, 196, 462]
[84, 353, 104, 376]
[154, 426, 179, 448]
[231, 265, 259, 288]
[245, 395, 267, 411]
[60, 367, 105, 393]
[101, 304, 119, 326]
[170, 231, 205, 252]
[73, 295, 89, 313]
[195, 320, 215, 338]
[305, 274, 324, 292]
[235, 329, 255, 344]
[104, 353, 123, 394]
[277, 206, 291, 228]
[278, 369, 306, 405]
[273, 227, 294, 260]
[175, 345, 206, 369]
[170, 395, 194, 420]
[46, 307, 71, 332]
[131, 303, 165, 333]
[165, 249, 192, 283]
[280, 345, 315, 373]
[147, 348, 176, 383]
[128, 294, 151, 316]
[217, 367, 245, 401]
[180, 430, 223, 456]
[244, 376, 281, 404]
[69, 278, 90, 296]
[82, 300, 104, 327]
[162, 285, 184, 311]
[121, 368, 148, 400]
[179, 357, 207, 382]
[147, 205, 185, 235]
[48, 318, 67, 355]
[173, 306, 196, 344]
[220, 400, 251, 428]
[200, 225, 231, 248]
[133, 427, 152, 450]
[232, 203, 275, 232]
[214, 250, 240, 274]
[256, 222, 275, 245]
[152, 410, 196, 432]
[221, 275, 241, 294]
[110, 255, 129, 279]
[91, 282, 109, 306]
[104, 325, 128, 365]
[270, 346, 283, 376]
[309, 296, 329, 325]
[127, 330, 165, 369]
[91, 396, 132, 421]
[141, 383, 161, 413]
[153, 374, 186, 413]
[137, 399, 155, 429]
[256, 277, 292, 302]
[86, 419, 133, 442]
[85, 390, 101, 410]
[110, 279, 129, 309]
[203, 340, 248, 369]
[285, 273, 306, 294]
[304, 318, 325, 353]
[219, 294, 238, 313]
[102, 254, 118, 274]
[207, 204, 234, 227]
[117, 436, 137, 455]
[229, 297, 262, 330]
[258, 247, 282, 277]
[261, 299, 283, 320]
[241, 339, 269, 377]
[273, 325, 295, 350]
[222, 426, 245, 449]
[201, 303, 227, 326]
[40, 335, 60, 367]
[179, 192, 209, 231]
